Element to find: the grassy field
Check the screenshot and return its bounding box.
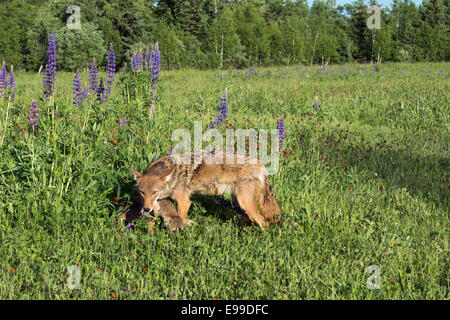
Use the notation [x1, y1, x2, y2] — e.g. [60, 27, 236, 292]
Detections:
[0, 62, 448, 299]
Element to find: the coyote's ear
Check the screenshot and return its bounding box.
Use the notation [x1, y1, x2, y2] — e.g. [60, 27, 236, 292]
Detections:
[131, 167, 143, 180]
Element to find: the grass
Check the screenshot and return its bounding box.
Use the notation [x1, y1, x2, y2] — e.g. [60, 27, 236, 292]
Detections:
[0, 62, 448, 299]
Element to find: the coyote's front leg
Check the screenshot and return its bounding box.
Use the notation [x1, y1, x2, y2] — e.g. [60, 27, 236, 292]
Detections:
[173, 189, 193, 224]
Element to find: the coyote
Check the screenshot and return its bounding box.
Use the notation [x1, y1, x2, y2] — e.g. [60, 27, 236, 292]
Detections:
[131, 150, 282, 229]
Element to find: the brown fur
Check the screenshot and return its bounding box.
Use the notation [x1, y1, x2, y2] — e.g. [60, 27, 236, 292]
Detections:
[132, 150, 282, 229]
[154, 199, 193, 232]
[120, 196, 190, 233]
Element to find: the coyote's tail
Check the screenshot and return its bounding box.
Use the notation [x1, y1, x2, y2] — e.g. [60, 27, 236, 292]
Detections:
[257, 176, 283, 226]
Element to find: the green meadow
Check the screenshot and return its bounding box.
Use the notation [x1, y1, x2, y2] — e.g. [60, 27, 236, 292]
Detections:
[0, 62, 448, 299]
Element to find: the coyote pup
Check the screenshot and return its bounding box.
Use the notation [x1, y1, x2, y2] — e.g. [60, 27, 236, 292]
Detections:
[132, 150, 282, 229]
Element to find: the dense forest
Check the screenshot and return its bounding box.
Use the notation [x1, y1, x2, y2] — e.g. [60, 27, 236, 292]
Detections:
[0, 0, 449, 71]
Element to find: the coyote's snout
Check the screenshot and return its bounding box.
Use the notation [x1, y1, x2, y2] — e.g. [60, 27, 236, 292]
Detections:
[131, 150, 282, 229]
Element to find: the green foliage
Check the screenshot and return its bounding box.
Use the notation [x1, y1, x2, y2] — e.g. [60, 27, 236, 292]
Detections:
[55, 23, 106, 71]
[117, 71, 153, 103]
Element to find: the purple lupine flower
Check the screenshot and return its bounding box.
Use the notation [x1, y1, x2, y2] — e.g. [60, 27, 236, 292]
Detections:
[313, 98, 320, 111]
[7, 66, 16, 100]
[82, 82, 89, 100]
[43, 32, 57, 99]
[144, 48, 151, 71]
[147, 42, 161, 116]
[54, 108, 59, 119]
[73, 69, 82, 105]
[209, 89, 228, 129]
[124, 222, 135, 230]
[167, 145, 173, 155]
[136, 52, 143, 72]
[89, 58, 98, 94]
[150, 42, 160, 85]
[29, 101, 39, 126]
[97, 77, 105, 103]
[277, 117, 285, 148]
[119, 116, 127, 128]
[131, 54, 136, 72]
[0, 62, 7, 98]
[105, 43, 116, 96]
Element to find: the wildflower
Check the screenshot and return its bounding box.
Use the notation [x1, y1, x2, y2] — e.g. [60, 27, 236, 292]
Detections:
[89, 58, 98, 93]
[119, 116, 127, 128]
[29, 101, 39, 126]
[136, 52, 143, 72]
[7, 65, 16, 100]
[144, 48, 151, 71]
[151, 42, 160, 85]
[73, 69, 82, 105]
[82, 83, 89, 100]
[43, 32, 57, 99]
[313, 97, 320, 110]
[277, 117, 286, 148]
[106, 43, 116, 95]
[97, 78, 105, 103]
[0, 62, 8, 98]
[209, 89, 228, 129]
[124, 222, 135, 230]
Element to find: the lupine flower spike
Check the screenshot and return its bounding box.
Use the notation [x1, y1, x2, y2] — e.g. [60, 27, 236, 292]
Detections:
[29, 101, 39, 127]
[277, 116, 285, 149]
[209, 88, 228, 129]
[73, 69, 82, 105]
[43, 32, 57, 99]
[89, 58, 98, 94]
[106, 43, 116, 96]
[0, 62, 7, 98]
[151, 42, 160, 86]
[144, 48, 151, 71]
[313, 96, 320, 110]
[148, 42, 161, 118]
[82, 83, 89, 100]
[97, 78, 105, 103]
[120, 116, 127, 128]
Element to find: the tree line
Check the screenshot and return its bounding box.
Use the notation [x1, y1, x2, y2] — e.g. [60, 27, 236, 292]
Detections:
[0, 0, 448, 71]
